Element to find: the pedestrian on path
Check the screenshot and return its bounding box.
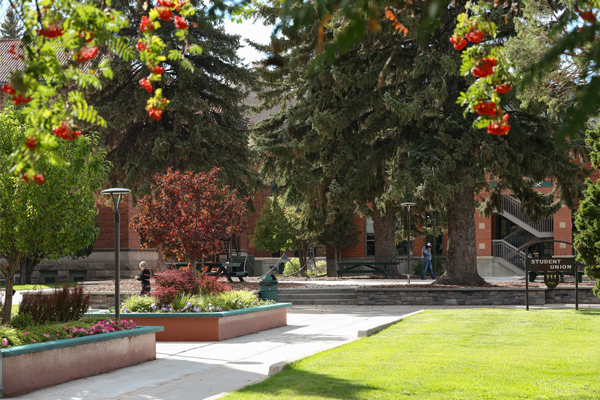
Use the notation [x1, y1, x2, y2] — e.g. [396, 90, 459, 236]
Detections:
[421, 243, 435, 280]
[136, 261, 151, 295]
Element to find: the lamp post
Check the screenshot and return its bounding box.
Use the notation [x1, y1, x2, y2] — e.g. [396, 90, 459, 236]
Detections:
[426, 210, 439, 276]
[101, 188, 131, 321]
[401, 202, 416, 284]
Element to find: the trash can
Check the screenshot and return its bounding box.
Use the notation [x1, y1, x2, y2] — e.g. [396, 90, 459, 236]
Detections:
[259, 274, 278, 301]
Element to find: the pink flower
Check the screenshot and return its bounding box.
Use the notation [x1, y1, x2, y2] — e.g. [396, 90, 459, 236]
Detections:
[67, 335, 73, 338]
[32, 339, 36, 343]
[2, 338, 8, 346]
[43, 334, 50, 338]
[24, 332, 28, 335]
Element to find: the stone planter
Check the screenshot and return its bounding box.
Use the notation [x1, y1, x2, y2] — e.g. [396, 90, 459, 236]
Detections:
[0, 326, 163, 398]
[92, 303, 291, 341]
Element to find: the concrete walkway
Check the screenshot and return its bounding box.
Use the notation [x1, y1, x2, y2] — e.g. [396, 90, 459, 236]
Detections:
[16, 305, 423, 400]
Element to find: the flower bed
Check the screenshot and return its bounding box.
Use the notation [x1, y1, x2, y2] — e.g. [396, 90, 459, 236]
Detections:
[0, 325, 163, 398]
[91, 302, 291, 341]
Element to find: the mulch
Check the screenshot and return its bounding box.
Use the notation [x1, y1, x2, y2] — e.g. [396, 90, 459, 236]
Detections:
[78, 274, 595, 293]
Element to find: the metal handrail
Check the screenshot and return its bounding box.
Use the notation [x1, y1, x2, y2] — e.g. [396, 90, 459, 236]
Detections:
[492, 240, 526, 271]
[500, 228, 535, 249]
[501, 195, 553, 232]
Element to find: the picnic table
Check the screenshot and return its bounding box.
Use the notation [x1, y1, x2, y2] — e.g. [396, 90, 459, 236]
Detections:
[336, 261, 399, 278]
[202, 262, 247, 282]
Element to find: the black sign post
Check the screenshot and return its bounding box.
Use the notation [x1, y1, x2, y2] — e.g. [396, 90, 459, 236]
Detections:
[525, 256, 577, 311]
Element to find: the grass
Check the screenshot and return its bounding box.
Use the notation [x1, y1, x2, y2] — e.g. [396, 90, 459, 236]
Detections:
[3, 282, 78, 290]
[223, 309, 600, 400]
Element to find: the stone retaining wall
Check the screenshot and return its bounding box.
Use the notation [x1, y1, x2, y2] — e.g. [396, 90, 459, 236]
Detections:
[356, 287, 599, 306]
[89, 291, 137, 309]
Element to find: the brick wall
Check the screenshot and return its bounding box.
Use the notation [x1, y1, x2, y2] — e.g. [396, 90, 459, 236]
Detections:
[94, 196, 141, 249]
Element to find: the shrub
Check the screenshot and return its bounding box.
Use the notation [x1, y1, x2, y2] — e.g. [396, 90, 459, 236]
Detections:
[283, 258, 327, 277]
[154, 269, 200, 296]
[121, 290, 273, 314]
[198, 274, 231, 296]
[18, 284, 90, 325]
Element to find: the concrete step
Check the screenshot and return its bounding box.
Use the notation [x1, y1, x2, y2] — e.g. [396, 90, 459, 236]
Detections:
[281, 299, 358, 305]
[278, 293, 357, 300]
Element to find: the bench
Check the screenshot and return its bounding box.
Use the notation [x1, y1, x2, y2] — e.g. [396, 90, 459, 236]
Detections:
[202, 262, 248, 282]
[336, 261, 399, 278]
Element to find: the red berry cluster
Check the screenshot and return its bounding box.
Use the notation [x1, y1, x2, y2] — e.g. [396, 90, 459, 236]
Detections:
[157, 7, 174, 21]
[487, 113, 511, 136]
[450, 35, 467, 50]
[494, 84, 512, 94]
[3, 85, 32, 105]
[22, 173, 45, 184]
[136, 40, 148, 52]
[25, 137, 37, 150]
[38, 23, 64, 38]
[575, 9, 597, 23]
[158, 0, 176, 7]
[151, 65, 164, 75]
[474, 101, 498, 116]
[75, 46, 98, 62]
[52, 122, 82, 141]
[147, 98, 168, 121]
[473, 57, 497, 78]
[174, 16, 189, 30]
[465, 30, 484, 43]
[139, 78, 153, 92]
[140, 16, 153, 32]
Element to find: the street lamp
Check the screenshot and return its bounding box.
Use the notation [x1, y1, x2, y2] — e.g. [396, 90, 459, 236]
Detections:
[101, 188, 131, 321]
[401, 202, 416, 284]
[426, 210, 439, 277]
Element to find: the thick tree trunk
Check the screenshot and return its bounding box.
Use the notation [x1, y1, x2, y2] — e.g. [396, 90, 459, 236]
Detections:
[435, 185, 487, 286]
[372, 206, 399, 275]
[326, 246, 337, 277]
[19, 258, 39, 285]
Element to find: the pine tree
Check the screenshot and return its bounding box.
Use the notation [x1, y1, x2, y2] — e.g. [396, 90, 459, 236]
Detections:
[86, 0, 259, 198]
[0, 10, 23, 39]
[251, 1, 590, 285]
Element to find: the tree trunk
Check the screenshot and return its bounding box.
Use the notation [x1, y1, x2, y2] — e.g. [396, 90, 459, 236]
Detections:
[19, 258, 39, 285]
[326, 246, 337, 277]
[372, 206, 399, 276]
[298, 243, 309, 277]
[435, 185, 487, 286]
[2, 256, 21, 325]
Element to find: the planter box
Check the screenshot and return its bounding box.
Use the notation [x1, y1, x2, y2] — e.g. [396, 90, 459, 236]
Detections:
[92, 303, 291, 341]
[0, 326, 163, 398]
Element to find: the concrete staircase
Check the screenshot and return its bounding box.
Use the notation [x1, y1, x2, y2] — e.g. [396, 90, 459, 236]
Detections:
[278, 287, 358, 305]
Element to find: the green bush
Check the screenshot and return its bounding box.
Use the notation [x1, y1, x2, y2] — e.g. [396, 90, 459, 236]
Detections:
[283, 258, 327, 277]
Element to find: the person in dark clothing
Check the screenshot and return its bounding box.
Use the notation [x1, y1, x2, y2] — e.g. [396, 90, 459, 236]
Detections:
[136, 261, 151, 295]
[421, 243, 436, 280]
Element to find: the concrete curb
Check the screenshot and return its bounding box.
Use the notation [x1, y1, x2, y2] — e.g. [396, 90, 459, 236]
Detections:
[356, 310, 424, 337]
[267, 309, 425, 377]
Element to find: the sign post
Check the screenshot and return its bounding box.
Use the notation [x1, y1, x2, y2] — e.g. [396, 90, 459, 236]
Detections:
[525, 256, 577, 311]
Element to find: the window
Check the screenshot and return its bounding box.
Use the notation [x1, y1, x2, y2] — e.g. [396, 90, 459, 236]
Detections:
[396, 240, 413, 256]
[365, 217, 375, 256]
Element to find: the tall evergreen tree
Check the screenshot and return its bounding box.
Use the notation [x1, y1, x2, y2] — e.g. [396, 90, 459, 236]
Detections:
[0, 10, 23, 39]
[87, 0, 259, 198]
[251, 1, 589, 284]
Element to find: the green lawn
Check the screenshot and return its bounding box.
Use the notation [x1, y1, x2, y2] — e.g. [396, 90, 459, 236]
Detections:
[3, 282, 78, 291]
[224, 309, 600, 400]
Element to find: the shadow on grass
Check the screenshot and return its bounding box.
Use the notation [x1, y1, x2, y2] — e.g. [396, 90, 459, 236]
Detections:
[578, 309, 600, 315]
[235, 367, 379, 400]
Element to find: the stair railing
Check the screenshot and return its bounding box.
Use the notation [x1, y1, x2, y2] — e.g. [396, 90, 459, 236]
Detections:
[501, 195, 553, 232]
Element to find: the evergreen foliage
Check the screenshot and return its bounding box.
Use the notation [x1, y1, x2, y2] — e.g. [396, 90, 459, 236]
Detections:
[251, 0, 589, 285]
[86, 0, 259, 198]
[0, 10, 23, 39]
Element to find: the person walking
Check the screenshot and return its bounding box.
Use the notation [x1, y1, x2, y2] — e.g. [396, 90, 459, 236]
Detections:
[421, 243, 435, 280]
[136, 261, 151, 295]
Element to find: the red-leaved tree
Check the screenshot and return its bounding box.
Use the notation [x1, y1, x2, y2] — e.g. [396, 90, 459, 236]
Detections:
[131, 168, 247, 265]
